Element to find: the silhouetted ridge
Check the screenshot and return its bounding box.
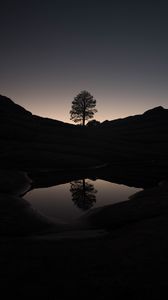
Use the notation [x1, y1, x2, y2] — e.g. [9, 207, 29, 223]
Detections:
[143, 106, 165, 116]
[101, 106, 167, 128]
[0, 94, 74, 128]
[0, 95, 32, 116]
[0, 95, 168, 177]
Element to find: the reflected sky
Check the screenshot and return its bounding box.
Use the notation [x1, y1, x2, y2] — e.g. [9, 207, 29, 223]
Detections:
[24, 179, 141, 223]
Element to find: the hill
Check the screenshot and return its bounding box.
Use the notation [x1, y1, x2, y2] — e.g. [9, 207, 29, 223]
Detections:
[101, 106, 168, 130]
[0, 95, 31, 116]
[0, 94, 168, 186]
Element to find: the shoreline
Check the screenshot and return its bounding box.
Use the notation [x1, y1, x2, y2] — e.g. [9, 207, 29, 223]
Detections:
[1, 168, 168, 238]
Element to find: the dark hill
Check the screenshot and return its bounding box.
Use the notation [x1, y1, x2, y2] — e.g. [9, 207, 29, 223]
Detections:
[101, 106, 168, 128]
[0, 95, 32, 117]
[0, 94, 73, 127]
[143, 105, 165, 116]
[0, 94, 168, 186]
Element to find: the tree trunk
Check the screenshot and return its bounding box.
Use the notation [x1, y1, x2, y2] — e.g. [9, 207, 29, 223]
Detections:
[82, 116, 85, 126]
[82, 103, 85, 126]
[82, 179, 86, 202]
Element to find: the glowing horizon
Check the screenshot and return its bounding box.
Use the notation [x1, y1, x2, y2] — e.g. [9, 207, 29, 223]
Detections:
[1, 88, 167, 124]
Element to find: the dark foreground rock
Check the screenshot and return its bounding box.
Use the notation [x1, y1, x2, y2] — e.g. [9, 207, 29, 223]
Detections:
[82, 183, 168, 230]
[0, 170, 31, 195]
[0, 199, 168, 299]
[0, 193, 56, 236]
[0, 170, 65, 235]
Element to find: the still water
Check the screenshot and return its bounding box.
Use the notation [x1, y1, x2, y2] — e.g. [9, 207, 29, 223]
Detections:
[24, 179, 141, 223]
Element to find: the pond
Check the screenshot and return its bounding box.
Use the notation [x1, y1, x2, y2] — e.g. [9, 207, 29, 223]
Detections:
[24, 179, 141, 223]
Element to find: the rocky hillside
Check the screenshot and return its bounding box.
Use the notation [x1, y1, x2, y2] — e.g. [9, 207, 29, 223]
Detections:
[0, 94, 168, 184]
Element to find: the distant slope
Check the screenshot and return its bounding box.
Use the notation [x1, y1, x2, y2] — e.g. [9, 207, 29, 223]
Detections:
[0, 95, 32, 117]
[0, 94, 73, 127]
[101, 106, 168, 128]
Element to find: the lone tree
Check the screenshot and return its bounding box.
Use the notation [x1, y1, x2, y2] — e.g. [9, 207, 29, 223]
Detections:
[70, 90, 97, 126]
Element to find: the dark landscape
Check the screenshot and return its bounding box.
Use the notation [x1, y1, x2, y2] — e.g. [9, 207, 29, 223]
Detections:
[1, 0, 168, 298]
[1, 94, 168, 298]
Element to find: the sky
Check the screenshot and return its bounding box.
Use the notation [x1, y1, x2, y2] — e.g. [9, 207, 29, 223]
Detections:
[1, 0, 168, 123]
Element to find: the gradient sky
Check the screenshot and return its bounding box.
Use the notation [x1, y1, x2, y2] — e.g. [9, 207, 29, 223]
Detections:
[1, 0, 168, 123]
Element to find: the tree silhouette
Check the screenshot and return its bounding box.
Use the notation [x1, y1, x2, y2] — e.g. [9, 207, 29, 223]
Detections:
[70, 179, 97, 211]
[70, 90, 97, 126]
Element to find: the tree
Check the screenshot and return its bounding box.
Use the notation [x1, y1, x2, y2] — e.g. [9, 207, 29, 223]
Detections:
[70, 179, 97, 211]
[70, 90, 97, 126]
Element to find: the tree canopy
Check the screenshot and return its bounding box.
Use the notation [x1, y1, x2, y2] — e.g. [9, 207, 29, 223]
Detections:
[70, 90, 97, 125]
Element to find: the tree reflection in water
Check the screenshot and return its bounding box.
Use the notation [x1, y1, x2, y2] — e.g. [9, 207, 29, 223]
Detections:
[70, 179, 97, 211]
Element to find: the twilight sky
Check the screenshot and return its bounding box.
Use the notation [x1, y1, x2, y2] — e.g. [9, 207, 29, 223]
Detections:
[1, 0, 168, 123]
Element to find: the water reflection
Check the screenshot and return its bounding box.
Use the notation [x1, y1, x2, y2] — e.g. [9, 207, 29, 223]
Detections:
[24, 179, 142, 222]
[70, 179, 97, 211]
